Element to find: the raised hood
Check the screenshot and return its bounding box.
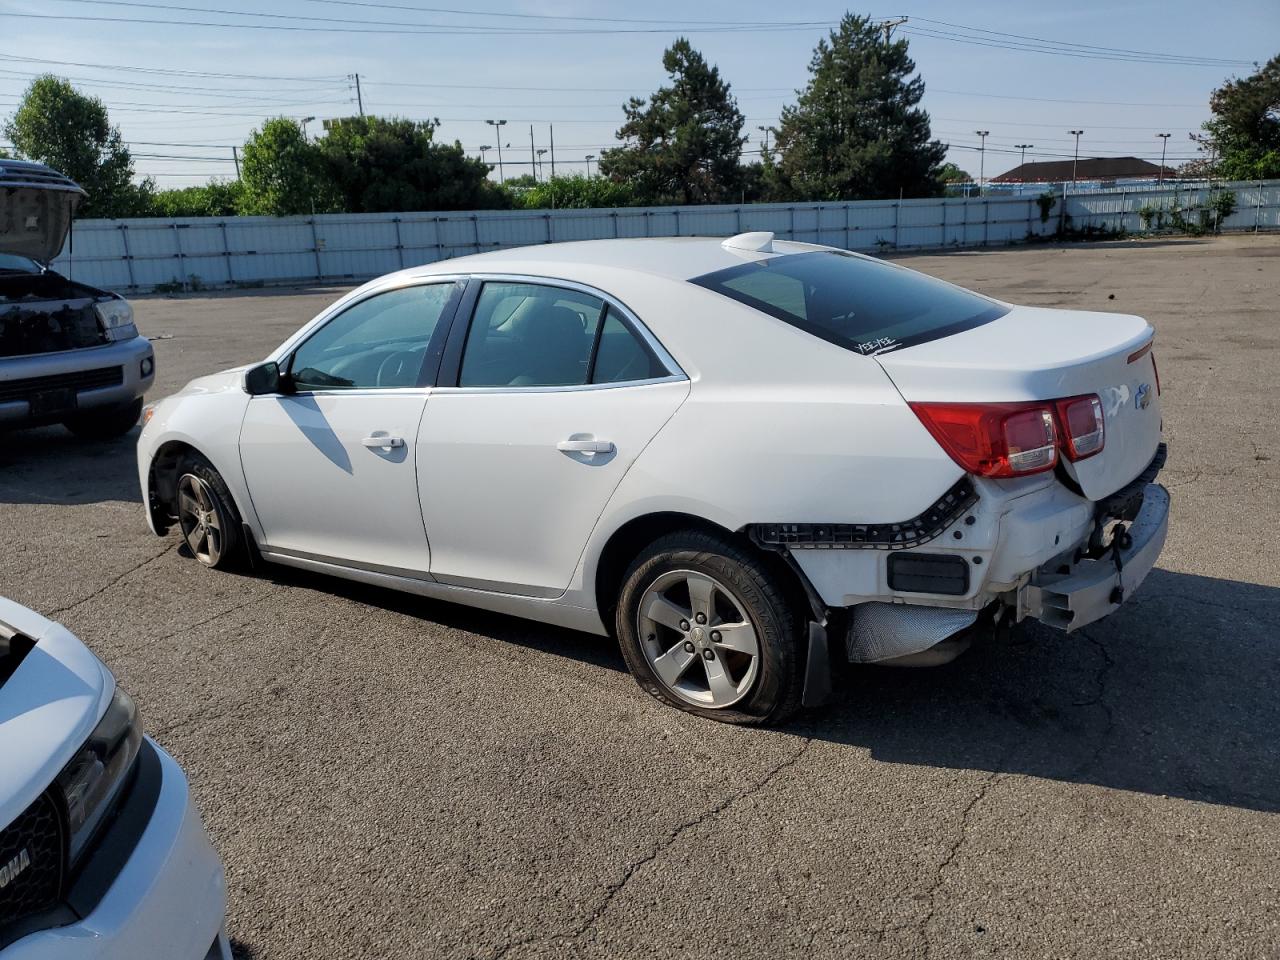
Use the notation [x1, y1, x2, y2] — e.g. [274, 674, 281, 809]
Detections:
[0, 597, 112, 830]
[876, 305, 1163, 500]
[0, 159, 86, 264]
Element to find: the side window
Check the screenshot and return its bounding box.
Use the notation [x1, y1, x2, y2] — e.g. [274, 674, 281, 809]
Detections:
[290, 283, 456, 391]
[459, 282, 605, 388]
[591, 311, 667, 384]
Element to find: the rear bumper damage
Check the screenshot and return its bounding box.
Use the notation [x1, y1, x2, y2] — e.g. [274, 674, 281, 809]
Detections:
[1019, 484, 1169, 633]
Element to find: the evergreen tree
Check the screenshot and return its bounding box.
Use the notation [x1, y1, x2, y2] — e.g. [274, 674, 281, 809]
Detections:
[774, 15, 946, 201]
[599, 39, 746, 205]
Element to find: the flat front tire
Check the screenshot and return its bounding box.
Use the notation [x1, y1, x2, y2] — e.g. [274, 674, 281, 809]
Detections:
[175, 454, 244, 570]
[616, 531, 804, 725]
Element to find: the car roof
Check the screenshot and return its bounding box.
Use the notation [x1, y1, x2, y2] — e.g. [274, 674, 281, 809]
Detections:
[403, 236, 834, 284]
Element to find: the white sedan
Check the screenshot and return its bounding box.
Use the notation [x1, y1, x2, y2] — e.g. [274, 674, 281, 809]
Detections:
[137, 233, 1169, 724]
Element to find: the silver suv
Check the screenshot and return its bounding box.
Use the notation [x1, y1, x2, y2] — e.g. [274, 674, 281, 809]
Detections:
[1, 160, 154, 439]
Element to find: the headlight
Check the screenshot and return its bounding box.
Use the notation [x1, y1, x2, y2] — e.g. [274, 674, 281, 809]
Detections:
[55, 687, 143, 865]
[94, 299, 138, 342]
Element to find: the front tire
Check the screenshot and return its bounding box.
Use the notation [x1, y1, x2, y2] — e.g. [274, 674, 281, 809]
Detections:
[616, 531, 804, 725]
[63, 398, 143, 440]
[175, 454, 244, 570]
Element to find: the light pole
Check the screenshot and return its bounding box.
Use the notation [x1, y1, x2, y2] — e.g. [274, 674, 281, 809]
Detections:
[536, 148, 548, 182]
[1014, 144, 1033, 195]
[485, 119, 507, 183]
[756, 124, 771, 155]
[975, 130, 989, 196]
[1156, 133, 1171, 186]
[479, 145, 491, 168]
[584, 154, 595, 177]
[300, 116, 315, 141]
[1068, 130, 1084, 193]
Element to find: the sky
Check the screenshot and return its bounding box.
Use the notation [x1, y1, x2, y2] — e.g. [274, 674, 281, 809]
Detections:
[1, 0, 1275, 189]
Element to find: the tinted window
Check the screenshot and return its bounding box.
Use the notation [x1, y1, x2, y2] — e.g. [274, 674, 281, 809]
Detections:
[691, 251, 1008, 355]
[592, 312, 666, 384]
[290, 283, 456, 390]
[460, 282, 605, 387]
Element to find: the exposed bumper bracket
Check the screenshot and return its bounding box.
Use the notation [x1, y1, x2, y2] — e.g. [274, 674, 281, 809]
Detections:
[1022, 484, 1170, 633]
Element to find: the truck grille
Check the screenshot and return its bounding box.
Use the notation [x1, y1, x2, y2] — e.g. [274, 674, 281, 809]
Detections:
[0, 791, 65, 930]
[0, 366, 123, 405]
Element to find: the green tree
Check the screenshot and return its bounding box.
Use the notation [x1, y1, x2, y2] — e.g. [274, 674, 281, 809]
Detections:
[316, 116, 499, 212]
[239, 117, 334, 216]
[150, 180, 245, 218]
[773, 14, 947, 201]
[937, 162, 972, 183]
[599, 39, 746, 205]
[513, 173, 637, 209]
[1200, 53, 1280, 181]
[2, 75, 152, 217]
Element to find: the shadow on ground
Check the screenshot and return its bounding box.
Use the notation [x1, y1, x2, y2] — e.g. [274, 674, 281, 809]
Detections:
[0, 425, 142, 505]
[261, 561, 1280, 816]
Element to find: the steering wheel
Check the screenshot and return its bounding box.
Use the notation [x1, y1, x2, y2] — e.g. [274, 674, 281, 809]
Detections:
[375, 348, 425, 387]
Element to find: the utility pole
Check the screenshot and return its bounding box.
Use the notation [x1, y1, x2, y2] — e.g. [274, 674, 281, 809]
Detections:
[1156, 133, 1171, 186]
[479, 145, 491, 167]
[231, 145, 240, 178]
[1014, 144, 1033, 195]
[536, 149, 548, 182]
[878, 17, 908, 47]
[351, 73, 364, 117]
[1068, 130, 1084, 193]
[300, 116, 315, 142]
[975, 130, 989, 196]
[529, 125, 536, 182]
[585, 154, 595, 177]
[485, 119, 507, 183]
[549, 124, 556, 180]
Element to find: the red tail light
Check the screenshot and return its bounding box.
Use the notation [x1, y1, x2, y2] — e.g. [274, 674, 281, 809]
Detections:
[1054, 394, 1105, 461]
[909, 401, 1059, 478]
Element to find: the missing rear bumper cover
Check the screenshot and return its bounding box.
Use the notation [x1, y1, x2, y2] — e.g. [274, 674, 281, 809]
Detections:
[749, 476, 978, 552]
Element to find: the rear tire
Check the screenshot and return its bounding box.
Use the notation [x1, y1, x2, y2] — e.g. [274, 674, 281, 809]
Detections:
[63, 398, 143, 440]
[616, 530, 804, 725]
[174, 454, 244, 570]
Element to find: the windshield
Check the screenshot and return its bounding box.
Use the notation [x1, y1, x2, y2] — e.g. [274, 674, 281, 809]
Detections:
[0, 253, 42, 275]
[690, 250, 1008, 355]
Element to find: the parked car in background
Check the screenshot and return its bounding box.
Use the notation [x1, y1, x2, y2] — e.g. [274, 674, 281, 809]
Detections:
[0, 597, 230, 959]
[137, 233, 1169, 725]
[1, 160, 154, 438]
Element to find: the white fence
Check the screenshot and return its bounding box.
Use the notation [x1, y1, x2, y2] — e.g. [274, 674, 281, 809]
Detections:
[51, 179, 1280, 294]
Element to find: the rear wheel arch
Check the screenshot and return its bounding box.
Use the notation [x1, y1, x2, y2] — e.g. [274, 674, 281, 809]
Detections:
[593, 511, 814, 636]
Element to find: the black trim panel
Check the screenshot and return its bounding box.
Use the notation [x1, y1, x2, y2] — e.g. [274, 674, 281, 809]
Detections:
[887, 553, 970, 595]
[749, 476, 978, 551]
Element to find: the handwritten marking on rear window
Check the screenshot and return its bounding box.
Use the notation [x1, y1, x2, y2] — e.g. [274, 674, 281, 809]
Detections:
[856, 337, 899, 355]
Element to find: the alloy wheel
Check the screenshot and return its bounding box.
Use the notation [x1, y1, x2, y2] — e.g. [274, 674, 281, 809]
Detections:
[637, 570, 761, 709]
[177, 473, 223, 566]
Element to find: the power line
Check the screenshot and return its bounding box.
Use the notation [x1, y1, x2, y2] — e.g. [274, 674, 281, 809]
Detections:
[0, 51, 344, 83]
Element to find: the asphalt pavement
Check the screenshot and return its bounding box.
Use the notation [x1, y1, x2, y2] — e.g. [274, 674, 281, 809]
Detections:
[2, 235, 1277, 959]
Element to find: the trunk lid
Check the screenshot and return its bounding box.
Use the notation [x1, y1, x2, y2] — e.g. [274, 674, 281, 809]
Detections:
[876, 305, 1162, 500]
[0, 159, 86, 264]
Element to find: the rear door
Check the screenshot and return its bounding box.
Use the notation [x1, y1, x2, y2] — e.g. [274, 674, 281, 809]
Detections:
[239, 280, 461, 574]
[417, 278, 688, 598]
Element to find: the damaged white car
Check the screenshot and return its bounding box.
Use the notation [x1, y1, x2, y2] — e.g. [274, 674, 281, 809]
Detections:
[137, 233, 1169, 725]
[1, 160, 154, 438]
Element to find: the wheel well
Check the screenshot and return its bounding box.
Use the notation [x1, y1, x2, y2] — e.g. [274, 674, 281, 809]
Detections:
[593, 512, 817, 636]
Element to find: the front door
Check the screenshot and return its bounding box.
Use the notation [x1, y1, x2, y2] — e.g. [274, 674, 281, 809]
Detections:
[417, 280, 688, 597]
[239, 281, 461, 574]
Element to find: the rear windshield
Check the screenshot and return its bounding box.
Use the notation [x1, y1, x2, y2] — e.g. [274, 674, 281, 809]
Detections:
[690, 250, 1008, 355]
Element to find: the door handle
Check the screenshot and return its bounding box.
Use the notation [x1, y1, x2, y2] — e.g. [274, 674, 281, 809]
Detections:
[557, 438, 615, 454]
[361, 435, 405, 448]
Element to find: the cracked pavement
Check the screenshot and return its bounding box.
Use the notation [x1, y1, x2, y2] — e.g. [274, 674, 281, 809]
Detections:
[2, 236, 1278, 958]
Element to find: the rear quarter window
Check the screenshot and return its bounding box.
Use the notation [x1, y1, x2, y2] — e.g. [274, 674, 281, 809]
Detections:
[690, 251, 1008, 355]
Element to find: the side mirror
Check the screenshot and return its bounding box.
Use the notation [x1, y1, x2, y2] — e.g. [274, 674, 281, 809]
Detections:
[244, 361, 282, 396]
